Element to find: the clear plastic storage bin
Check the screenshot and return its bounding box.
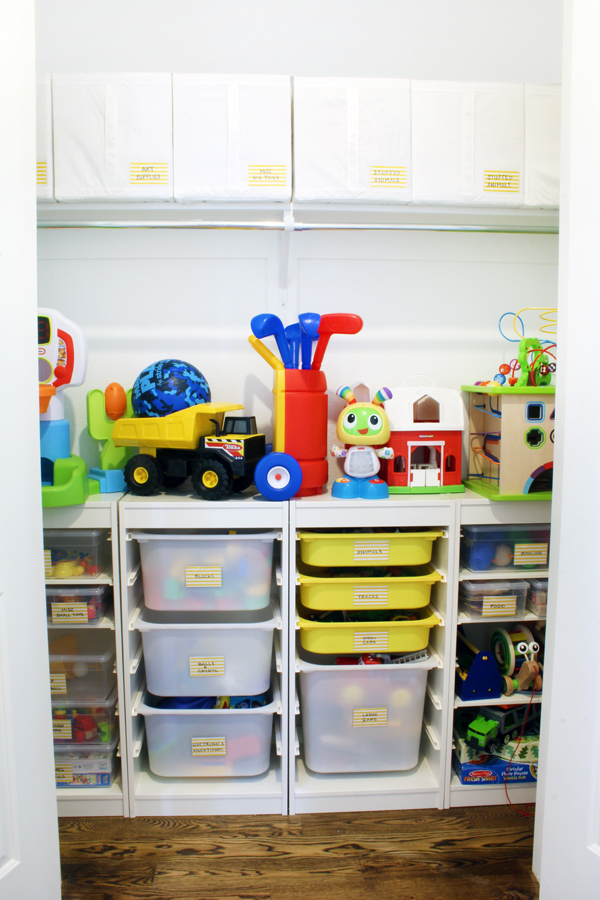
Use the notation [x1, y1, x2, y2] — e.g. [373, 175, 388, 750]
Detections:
[51, 686, 118, 744]
[44, 528, 109, 578]
[298, 531, 443, 568]
[459, 580, 528, 619]
[46, 584, 112, 626]
[461, 524, 550, 572]
[132, 531, 278, 612]
[527, 578, 548, 616]
[297, 563, 442, 611]
[137, 609, 278, 696]
[55, 735, 119, 787]
[49, 630, 116, 700]
[139, 692, 278, 777]
[298, 652, 436, 773]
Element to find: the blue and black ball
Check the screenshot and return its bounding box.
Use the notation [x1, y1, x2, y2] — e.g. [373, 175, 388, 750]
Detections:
[132, 359, 211, 418]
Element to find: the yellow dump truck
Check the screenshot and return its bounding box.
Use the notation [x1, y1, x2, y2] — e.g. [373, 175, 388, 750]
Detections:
[112, 403, 267, 500]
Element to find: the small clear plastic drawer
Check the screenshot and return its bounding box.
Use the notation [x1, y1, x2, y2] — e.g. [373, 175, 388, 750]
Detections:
[49, 630, 116, 700]
[459, 580, 528, 619]
[44, 528, 110, 578]
[51, 686, 118, 744]
[46, 584, 112, 627]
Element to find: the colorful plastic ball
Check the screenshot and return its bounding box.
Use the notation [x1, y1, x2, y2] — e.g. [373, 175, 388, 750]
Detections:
[72, 662, 89, 678]
[499, 364, 511, 375]
[494, 373, 507, 385]
[132, 359, 211, 418]
[539, 364, 550, 376]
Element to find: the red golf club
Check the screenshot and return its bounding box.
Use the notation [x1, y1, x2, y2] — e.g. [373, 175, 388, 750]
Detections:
[311, 313, 364, 370]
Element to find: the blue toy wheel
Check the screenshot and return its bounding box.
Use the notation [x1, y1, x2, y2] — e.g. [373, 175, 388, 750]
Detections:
[254, 452, 302, 501]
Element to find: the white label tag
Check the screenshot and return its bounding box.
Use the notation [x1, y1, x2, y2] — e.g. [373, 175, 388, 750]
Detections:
[51, 602, 88, 624]
[353, 707, 388, 727]
[50, 673, 68, 695]
[185, 567, 222, 588]
[189, 656, 225, 677]
[191, 737, 227, 757]
[53, 720, 73, 740]
[130, 163, 169, 184]
[482, 595, 517, 617]
[353, 540, 389, 562]
[370, 166, 407, 188]
[514, 542, 548, 566]
[248, 165, 287, 186]
[353, 631, 389, 652]
[55, 763, 74, 784]
[44, 549, 52, 576]
[353, 586, 389, 607]
[37, 162, 48, 185]
[484, 170, 520, 193]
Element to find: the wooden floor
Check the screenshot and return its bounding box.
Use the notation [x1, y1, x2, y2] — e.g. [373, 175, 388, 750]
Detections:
[59, 806, 539, 900]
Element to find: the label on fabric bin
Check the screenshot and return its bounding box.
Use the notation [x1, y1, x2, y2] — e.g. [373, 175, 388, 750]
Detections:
[189, 656, 225, 677]
[484, 171, 520, 193]
[50, 673, 68, 695]
[353, 631, 389, 652]
[482, 595, 517, 617]
[370, 166, 407, 188]
[514, 543, 548, 566]
[55, 763, 74, 784]
[53, 720, 73, 740]
[130, 163, 169, 184]
[353, 708, 388, 727]
[191, 737, 227, 757]
[44, 549, 52, 576]
[185, 567, 222, 588]
[51, 602, 88, 624]
[353, 540, 389, 563]
[353, 586, 389, 607]
[248, 165, 287, 186]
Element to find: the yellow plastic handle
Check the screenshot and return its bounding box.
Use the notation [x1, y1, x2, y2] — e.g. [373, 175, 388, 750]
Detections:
[248, 335, 284, 371]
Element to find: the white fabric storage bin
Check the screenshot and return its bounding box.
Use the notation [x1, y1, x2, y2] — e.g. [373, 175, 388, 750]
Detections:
[471, 82, 524, 206]
[36, 73, 54, 199]
[140, 693, 278, 777]
[52, 73, 173, 201]
[293, 77, 412, 203]
[173, 74, 292, 201]
[525, 84, 561, 208]
[298, 652, 436, 773]
[137, 610, 278, 696]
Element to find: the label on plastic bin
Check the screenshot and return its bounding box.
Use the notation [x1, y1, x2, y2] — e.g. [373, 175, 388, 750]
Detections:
[55, 763, 74, 784]
[50, 673, 68, 695]
[185, 567, 222, 588]
[37, 162, 48, 185]
[482, 595, 517, 617]
[353, 540, 389, 563]
[53, 720, 73, 740]
[370, 166, 407, 188]
[44, 549, 52, 576]
[514, 543, 548, 566]
[353, 631, 389, 652]
[353, 707, 388, 727]
[130, 163, 169, 184]
[484, 171, 520, 193]
[353, 586, 389, 607]
[248, 164, 287, 186]
[51, 602, 88, 624]
[191, 737, 227, 757]
[189, 656, 225, 677]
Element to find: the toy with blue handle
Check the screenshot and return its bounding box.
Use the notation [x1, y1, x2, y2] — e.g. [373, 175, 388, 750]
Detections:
[251, 314, 293, 369]
[298, 312, 320, 370]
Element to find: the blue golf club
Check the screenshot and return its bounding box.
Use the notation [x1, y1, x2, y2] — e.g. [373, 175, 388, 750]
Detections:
[284, 323, 302, 369]
[251, 313, 294, 369]
[298, 312, 321, 370]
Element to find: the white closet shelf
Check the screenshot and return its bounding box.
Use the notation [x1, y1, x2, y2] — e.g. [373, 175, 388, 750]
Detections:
[47, 612, 116, 630]
[56, 778, 125, 817]
[455, 692, 542, 708]
[449, 777, 536, 808]
[37, 202, 559, 234]
[457, 610, 546, 625]
[458, 567, 550, 582]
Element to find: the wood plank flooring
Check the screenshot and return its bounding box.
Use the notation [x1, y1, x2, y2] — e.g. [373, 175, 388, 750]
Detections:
[59, 807, 539, 900]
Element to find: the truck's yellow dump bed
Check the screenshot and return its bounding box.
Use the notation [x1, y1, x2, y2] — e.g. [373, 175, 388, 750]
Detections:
[112, 403, 243, 450]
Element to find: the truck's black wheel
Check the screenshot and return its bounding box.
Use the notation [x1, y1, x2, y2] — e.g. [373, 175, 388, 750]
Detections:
[192, 458, 233, 501]
[124, 455, 164, 495]
[231, 473, 254, 493]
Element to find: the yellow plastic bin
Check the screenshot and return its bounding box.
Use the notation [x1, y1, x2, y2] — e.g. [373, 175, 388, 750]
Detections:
[297, 563, 442, 611]
[297, 607, 441, 655]
[297, 531, 443, 568]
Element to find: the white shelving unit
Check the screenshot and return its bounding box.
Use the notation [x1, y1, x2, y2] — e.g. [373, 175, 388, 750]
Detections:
[42, 493, 128, 817]
[118, 490, 289, 817]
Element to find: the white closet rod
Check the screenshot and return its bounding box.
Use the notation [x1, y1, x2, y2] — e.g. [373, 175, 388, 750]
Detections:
[37, 220, 558, 234]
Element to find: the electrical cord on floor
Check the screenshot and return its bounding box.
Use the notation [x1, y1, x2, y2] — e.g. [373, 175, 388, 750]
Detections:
[503, 675, 539, 818]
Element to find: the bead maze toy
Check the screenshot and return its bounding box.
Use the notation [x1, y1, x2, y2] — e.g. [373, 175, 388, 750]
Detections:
[491, 625, 543, 696]
[39, 308, 98, 507]
[331, 385, 394, 499]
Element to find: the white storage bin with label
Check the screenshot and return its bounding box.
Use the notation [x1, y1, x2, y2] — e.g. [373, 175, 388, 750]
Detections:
[44, 527, 110, 578]
[37, 73, 53, 199]
[51, 685, 118, 744]
[137, 609, 278, 696]
[54, 735, 119, 788]
[173, 74, 292, 201]
[132, 531, 278, 612]
[52, 72, 173, 200]
[46, 584, 112, 627]
[139, 692, 279, 777]
[298, 652, 435, 774]
[525, 83, 561, 208]
[293, 76, 412, 203]
[459, 580, 528, 619]
[527, 578, 548, 616]
[49, 630, 116, 701]
[411, 80, 524, 206]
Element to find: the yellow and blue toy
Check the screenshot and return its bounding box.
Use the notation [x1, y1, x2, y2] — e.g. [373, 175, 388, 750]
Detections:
[331, 385, 394, 499]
